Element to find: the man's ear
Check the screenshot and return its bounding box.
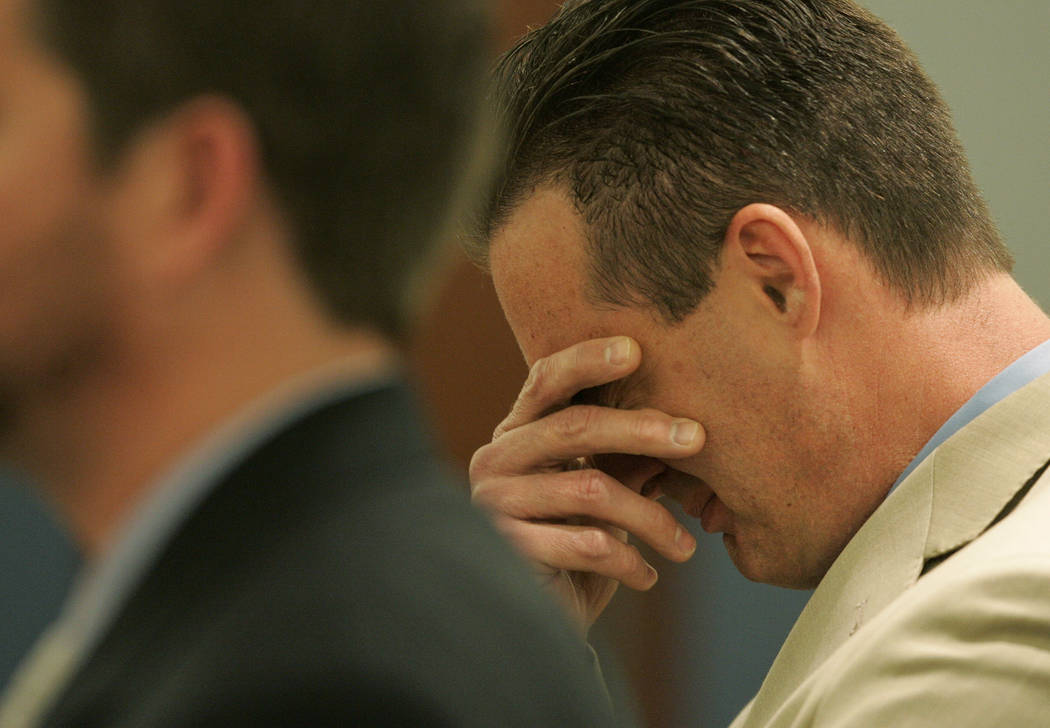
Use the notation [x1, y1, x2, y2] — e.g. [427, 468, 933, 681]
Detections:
[722, 203, 821, 338]
[109, 96, 260, 286]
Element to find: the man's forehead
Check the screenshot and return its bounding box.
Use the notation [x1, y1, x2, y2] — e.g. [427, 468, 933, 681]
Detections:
[488, 187, 674, 397]
[489, 187, 598, 363]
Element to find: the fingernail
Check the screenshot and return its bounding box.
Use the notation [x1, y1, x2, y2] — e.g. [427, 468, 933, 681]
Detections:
[645, 563, 659, 586]
[605, 337, 631, 366]
[675, 526, 697, 556]
[670, 419, 700, 446]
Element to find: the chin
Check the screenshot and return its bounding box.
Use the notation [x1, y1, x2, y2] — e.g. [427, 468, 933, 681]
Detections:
[723, 533, 823, 589]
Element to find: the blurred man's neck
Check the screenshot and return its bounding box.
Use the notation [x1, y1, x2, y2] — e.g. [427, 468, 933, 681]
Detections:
[13, 277, 397, 558]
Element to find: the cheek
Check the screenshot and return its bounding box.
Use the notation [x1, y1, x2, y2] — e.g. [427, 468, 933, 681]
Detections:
[0, 144, 102, 369]
[0, 89, 100, 330]
[0, 51, 122, 407]
[0, 141, 89, 274]
[686, 374, 815, 516]
[0, 209, 115, 380]
[0, 56, 94, 245]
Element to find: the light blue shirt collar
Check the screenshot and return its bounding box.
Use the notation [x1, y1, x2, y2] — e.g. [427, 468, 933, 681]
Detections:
[890, 338, 1050, 493]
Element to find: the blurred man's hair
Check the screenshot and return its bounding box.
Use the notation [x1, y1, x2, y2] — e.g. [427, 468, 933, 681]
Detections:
[35, 0, 490, 335]
[471, 0, 1011, 321]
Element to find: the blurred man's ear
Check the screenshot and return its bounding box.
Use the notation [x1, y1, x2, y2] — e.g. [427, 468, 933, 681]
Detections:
[107, 96, 261, 287]
[721, 203, 822, 339]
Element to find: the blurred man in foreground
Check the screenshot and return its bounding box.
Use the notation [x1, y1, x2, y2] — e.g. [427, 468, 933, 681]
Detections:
[469, 0, 1050, 724]
[0, 0, 617, 725]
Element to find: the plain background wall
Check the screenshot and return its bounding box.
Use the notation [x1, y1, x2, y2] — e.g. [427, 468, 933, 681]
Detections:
[0, 2, 1046, 726]
[866, 1, 1049, 304]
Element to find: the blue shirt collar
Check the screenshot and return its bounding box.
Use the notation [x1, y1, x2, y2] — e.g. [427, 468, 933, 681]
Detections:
[889, 338, 1050, 493]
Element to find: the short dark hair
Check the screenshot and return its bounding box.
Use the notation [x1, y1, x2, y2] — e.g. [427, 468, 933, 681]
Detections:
[35, 0, 490, 335]
[471, 0, 1012, 321]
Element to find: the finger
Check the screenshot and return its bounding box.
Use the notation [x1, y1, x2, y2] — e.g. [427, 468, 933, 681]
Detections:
[473, 469, 697, 563]
[474, 405, 704, 476]
[494, 517, 659, 592]
[493, 336, 641, 439]
[590, 453, 666, 493]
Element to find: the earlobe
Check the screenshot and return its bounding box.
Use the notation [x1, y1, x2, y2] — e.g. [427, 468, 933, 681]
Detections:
[723, 203, 821, 337]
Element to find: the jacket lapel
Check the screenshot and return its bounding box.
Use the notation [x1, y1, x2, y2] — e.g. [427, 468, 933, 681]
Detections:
[923, 372, 1050, 563]
[736, 371, 1050, 728]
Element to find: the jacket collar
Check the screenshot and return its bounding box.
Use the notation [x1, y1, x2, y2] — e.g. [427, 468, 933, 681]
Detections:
[738, 371, 1050, 727]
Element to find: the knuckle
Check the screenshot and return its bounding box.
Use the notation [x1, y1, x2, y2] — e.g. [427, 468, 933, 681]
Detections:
[491, 514, 522, 540]
[554, 405, 599, 439]
[490, 417, 512, 442]
[468, 443, 498, 483]
[645, 503, 678, 542]
[522, 355, 554, 399]
[618, 546, 646, 580]
[468, 477, 492, 504]
[469, 477, 514, 514]
[574, 528, 615, 561]
[572, 469, 610, 507]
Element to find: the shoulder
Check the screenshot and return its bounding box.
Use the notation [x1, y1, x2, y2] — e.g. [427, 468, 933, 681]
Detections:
[48, 384, 620, 727]
[801, 499, 1050, 727]
[186, 467, 617, 726]
[195, 440, 616, 726]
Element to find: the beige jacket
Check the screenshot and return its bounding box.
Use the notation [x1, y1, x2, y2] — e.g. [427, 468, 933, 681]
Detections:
[731, 372, 1050, 727]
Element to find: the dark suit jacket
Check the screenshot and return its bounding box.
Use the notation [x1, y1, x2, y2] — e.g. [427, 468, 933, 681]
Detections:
[42, 381, 618, 727]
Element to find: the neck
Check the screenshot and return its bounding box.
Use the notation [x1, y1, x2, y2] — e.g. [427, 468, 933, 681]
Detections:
[840, 273, 1050, 485]
[9, 304, 396, 559]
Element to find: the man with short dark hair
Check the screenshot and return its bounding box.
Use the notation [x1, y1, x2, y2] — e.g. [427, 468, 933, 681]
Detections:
[0, 0, 618, 725]
[469, 0, 1050, 724]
